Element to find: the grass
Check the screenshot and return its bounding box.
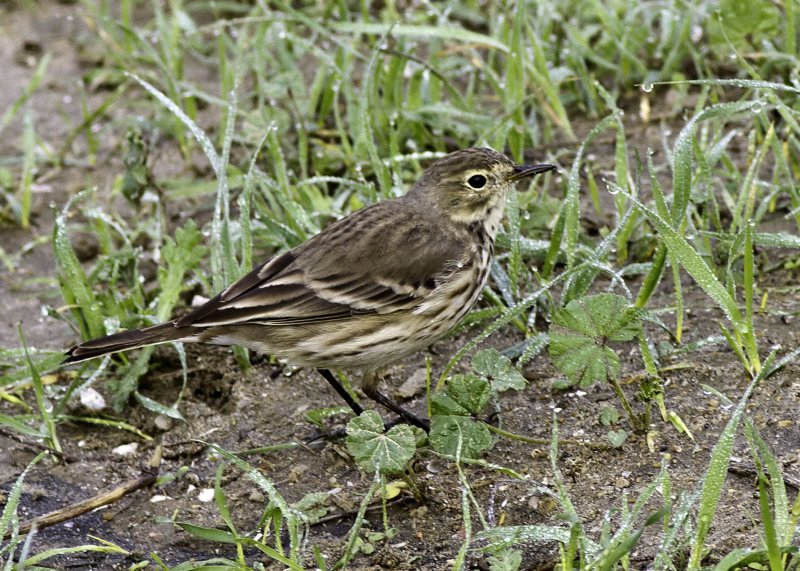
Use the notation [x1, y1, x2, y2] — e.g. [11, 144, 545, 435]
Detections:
[1, 0, 799, 569]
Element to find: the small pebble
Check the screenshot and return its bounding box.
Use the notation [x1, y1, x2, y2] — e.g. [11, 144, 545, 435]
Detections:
[112, 443, 138, 456]
[79, 388, 106, 411]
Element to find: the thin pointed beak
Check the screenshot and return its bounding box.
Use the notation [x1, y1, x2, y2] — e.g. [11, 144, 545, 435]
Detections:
[509, 163, 557, 182]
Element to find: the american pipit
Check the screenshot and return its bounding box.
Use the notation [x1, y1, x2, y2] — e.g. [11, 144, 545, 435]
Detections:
[64, 147, 555, 430]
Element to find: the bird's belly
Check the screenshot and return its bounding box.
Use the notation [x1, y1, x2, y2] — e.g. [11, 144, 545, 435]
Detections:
[288, 317, 438, 369]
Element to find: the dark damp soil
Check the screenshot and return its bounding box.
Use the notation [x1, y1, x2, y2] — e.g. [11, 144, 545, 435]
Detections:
[1, 2, 798, 570]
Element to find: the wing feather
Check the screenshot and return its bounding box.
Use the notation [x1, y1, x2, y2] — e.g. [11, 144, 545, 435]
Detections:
[176, 199, 469, 329]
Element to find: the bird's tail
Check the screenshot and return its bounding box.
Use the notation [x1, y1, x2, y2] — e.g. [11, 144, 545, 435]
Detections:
[63, 321, 192, 364]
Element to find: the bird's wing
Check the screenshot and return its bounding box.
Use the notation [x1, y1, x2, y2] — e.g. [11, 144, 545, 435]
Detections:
[176, 201, 467, 328]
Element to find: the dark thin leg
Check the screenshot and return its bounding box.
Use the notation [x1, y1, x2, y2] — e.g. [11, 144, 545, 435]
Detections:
[362, 385, 430, 433]
[317, 369, 364, 417]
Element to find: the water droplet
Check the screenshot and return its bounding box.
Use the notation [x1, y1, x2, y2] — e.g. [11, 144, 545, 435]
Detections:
[750, 100, 763, 113]
[641, 82, 654, 93]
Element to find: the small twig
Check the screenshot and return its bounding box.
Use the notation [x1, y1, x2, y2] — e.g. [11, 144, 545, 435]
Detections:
[4, 446, 162, 540]
[609, 377, 644, 431]
[311, 495, 414, 527]
[485, 423, 614, 450]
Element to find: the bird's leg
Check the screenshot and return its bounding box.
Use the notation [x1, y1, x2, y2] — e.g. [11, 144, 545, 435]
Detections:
[362, 372, 430, 433]
[317, 369, 364, 417]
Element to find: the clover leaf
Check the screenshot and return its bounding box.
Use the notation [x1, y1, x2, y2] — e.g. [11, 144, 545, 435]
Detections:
[346, 411, 416, 474]
[549, 293, 643, 388]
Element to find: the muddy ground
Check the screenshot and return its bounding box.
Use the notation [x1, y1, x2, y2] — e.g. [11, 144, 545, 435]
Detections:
[1, 3, 798, 570]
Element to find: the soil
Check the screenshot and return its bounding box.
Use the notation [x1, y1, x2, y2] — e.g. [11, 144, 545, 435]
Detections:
[1, 3, 798, 570]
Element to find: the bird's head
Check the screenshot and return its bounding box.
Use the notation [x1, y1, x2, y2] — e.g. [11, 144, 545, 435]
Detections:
[409, 147, 556, 222]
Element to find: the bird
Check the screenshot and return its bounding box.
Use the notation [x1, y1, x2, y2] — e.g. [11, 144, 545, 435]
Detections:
[64, 147, 556, 431]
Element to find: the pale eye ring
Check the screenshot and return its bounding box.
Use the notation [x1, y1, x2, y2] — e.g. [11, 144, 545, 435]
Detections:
[467, 174, 487, 189]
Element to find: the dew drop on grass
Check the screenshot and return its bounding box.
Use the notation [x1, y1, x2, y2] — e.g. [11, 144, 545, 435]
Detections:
[641, 82, 654, 93]
[750, 100, 764, 114]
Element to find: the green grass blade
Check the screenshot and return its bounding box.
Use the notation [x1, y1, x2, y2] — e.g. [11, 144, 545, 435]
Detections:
[744, 420, 790, 547]
[0, 54, 50, 136]
[0, 451, 46, 543]
[564, 114, 617, 267]
[17, 107, 35, 229]
[53, 192, 105, 340]
[626, 193, 743, 328]
[332, 22, 509, 53]
[125, 72, 221, 175]
[742, 221, 760, 372]
[671, 100, 759, 227]
[688, 364, 771, 569]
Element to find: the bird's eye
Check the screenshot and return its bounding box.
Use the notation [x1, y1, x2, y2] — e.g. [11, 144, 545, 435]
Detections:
[467, 174, 487, 189]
